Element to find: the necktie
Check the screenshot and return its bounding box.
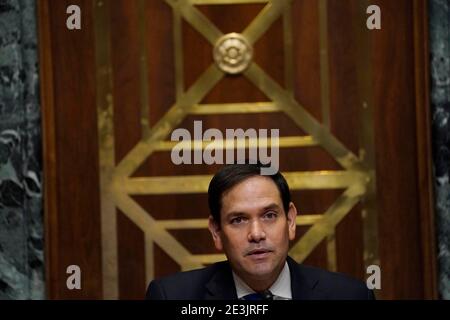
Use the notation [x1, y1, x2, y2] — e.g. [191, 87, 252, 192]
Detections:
[242, 290, 273, 300]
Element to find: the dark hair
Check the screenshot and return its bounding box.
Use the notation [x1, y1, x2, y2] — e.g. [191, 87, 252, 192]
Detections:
[208, 163, 291, 226]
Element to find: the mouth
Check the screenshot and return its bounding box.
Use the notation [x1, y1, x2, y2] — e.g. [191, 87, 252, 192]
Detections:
[246, 248, 273, 259]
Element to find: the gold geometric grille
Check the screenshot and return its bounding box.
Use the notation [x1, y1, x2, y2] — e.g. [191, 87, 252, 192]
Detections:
[94, 0, 378, 299]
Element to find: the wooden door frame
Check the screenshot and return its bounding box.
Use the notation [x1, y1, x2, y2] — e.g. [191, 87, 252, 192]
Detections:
[412, 0, 438, 299]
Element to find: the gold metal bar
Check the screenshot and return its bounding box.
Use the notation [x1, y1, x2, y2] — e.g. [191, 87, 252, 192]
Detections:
[285, 171, 367, 190]
[124, 171, 367, 195]
[318, 0, 331, 129]
[93, 0, 118, 299]
[114, 64, 224, 177]
[173, 6, 184, 101]
[155, 215, 322, 229]
[156, 219, 209, 229]
[326, 231, 337, 272]
[189, 254, 228, 265]
[138, 0, 150, 137]
[242, 0, 288, 45]
[126, 175, 210, 194]
[244, 63, 363, 171]
[190, 0, 269, 4]
[190, 102, 280, 114]
[165, 0, 222, 45]
[297, 214, 323, 226]
[289, 184, 366, 262]
[154, 136, 317, 151]
[113, 187, 204, 269]
[283, 0, 294, 94]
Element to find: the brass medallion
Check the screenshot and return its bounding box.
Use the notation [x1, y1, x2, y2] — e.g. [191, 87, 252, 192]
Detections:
[213, 33, 253, 74]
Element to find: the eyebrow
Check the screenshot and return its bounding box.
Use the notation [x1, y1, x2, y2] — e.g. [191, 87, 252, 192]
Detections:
[263, 203, 281, 211]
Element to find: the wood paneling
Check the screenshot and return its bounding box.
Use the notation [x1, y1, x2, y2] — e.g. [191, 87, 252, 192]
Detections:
[117, 211, 146, 300]
[412, 0, 438, 299]
[110, 0, 142, 164]
[39, 0, 102, 299]
[372, 0, 437, 299]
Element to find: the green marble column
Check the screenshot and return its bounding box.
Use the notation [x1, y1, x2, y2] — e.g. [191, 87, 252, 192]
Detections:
[0, 0, 44, 299]
[429, 0, 450, 300]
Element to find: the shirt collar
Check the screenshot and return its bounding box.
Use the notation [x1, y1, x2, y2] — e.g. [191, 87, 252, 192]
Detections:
[232, 262, 292, 300]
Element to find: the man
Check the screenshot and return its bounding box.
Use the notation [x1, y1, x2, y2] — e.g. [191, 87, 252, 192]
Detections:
[146, 163, 375, 300]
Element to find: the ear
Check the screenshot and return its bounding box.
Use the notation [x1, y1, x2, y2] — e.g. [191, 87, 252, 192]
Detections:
[286, 202, 297, 241]
[208, 216, 223, 251]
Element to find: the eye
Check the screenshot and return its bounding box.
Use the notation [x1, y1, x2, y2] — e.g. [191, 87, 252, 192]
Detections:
[263, 211, 278, 220]
[230, 216, 246, 225]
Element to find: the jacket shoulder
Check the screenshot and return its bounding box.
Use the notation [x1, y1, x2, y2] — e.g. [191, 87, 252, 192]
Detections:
[295, 263, 374, 300]
[145, 262, 226, 300]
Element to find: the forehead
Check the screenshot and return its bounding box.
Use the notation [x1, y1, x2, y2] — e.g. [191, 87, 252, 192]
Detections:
[221, 176, 283, 214]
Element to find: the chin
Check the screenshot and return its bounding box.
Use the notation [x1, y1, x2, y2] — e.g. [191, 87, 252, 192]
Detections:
[245, 262, 275, 278]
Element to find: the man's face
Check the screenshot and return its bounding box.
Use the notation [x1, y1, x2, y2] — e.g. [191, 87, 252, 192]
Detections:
[208, 176, 297, 289]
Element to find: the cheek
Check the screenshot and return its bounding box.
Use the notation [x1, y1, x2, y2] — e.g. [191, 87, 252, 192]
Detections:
[222, 230, 246, 251]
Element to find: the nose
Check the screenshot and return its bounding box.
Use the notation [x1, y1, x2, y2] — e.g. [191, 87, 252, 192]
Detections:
[248, 220, 266, 243]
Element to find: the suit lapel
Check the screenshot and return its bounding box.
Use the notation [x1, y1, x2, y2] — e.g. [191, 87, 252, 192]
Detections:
[287, 256, 319, 300]
[204, 261, 238, 300]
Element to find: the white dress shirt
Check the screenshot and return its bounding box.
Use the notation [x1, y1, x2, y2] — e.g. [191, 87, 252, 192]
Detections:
[232, 261, 292, 300]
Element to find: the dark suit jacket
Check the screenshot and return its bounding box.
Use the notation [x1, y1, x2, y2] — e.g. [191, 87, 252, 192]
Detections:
[146, 256, 375, 300]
